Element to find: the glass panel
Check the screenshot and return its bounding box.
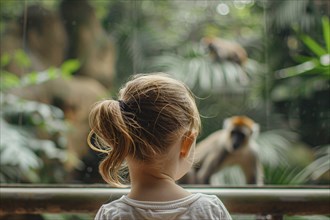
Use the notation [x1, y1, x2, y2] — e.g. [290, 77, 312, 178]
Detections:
[0, 0, 329, 188]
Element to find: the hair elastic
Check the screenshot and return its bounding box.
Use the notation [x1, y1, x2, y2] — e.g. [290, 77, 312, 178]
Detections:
[118, 100, 131, 113]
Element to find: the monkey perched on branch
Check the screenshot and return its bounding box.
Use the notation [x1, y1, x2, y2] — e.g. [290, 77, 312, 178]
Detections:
[201, 37, 248, 65]
[191, 116, 263, 185]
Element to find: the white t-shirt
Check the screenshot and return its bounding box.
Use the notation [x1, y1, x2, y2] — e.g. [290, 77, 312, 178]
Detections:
[94, 193, 232, 220]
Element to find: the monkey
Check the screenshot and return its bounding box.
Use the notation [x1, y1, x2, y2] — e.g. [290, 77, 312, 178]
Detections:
[192, 116, 263, 185]
[201, 37, 248, 65]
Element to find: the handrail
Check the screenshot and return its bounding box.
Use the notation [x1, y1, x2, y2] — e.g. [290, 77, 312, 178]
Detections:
[0, 185, 329, 216]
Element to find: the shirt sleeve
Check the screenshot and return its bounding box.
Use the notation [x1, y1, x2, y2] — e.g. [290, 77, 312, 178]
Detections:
[94, 204, 125, 220]
[194, 194, 232, 220]
[94, 205, 108, 220]
[210, 195, 232, 220]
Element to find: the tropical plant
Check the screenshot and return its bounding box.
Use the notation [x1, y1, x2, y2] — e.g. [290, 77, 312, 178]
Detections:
[101, 1, 264, 86]
[260, 0, 329, 72]
[264, 0, 324, 32]
[270, 15, 330, 147]
[272, 16, 329, 101]
[152, 42, 262, 94]
[293, 145, 330, 184]
[1, 50, 80, 92]
[0, 94, 68, 183]
[0, 51, 80, 183]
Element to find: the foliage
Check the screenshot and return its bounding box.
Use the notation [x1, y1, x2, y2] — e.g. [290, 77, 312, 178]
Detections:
[265, 146, 330, 185]
[211, 165, 247, 186]
[152, 42, 262, 94]
[293, 145, 330, 184]
[0, 50, 80, 183]
[100, 1, 263, 86]
[256, 129, 299, 167]
[264, 0, 320, 32]
[269, 15, 330, 146]
[1, 51, 80, 92]
[272, 16, 330, 101]
[0, 0, 58, 34]
[42, 214, 93, 220]
[0, 94, 68, 183]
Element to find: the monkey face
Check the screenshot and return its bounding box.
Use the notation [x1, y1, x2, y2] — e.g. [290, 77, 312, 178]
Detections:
[223, 116, 257, 151]
[230, 129, 247, 150]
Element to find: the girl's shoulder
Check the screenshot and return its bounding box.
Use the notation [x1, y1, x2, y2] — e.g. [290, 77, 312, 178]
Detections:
[94, 196, 129, 219]
[94, 193, 232, 220]
[189, 193, 232, 219]
[194, 192, 224, 204]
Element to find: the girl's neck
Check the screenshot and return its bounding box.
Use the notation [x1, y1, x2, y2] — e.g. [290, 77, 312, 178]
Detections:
[127, 160, 191, 201]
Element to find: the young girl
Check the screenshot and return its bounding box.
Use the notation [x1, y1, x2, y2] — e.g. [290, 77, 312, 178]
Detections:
[88, 73, 232, 220]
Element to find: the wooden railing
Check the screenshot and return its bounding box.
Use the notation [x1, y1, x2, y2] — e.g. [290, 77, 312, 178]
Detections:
[0, 185, 329, 218]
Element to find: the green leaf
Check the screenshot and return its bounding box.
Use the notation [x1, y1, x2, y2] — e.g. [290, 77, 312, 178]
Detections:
[13, 50, 31, 68]
[210, 166, 247, 185]
[21, 69, 64, 86]
[292, 54, 313, 63]
[276, 60, 317, 78]
[47, 67, 58, 79]
[27, 72, 38, 84]
[300, 34, 327, 57]
[322, 16, 330, 53]
[0, 53, 10, 67]
[0, 72, 20, 91]
[60, 59, 80, 78]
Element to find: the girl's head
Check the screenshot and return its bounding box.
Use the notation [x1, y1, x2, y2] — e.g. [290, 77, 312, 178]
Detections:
[88, 73, 200, 186]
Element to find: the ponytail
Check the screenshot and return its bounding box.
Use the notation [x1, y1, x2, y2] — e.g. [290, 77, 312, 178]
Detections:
[87, 100, 133, 187]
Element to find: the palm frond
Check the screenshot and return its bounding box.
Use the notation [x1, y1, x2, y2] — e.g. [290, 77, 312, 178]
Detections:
[0, 118, 43, 182]
[264, 165, 307, 185]
[322, 16, 330, 52]
[268, 0, 315, 31]
[256, 129, 298, 167]
[152, 43, 262, 93]
[293, 145, 330, 183]
[210, 166, 247, 186]
[0, 94, 68, 183]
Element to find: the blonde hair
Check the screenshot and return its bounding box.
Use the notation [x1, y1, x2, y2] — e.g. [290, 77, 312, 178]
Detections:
[87, 73, 200, 186]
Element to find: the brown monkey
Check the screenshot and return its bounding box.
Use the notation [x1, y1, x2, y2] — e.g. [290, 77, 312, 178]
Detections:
[193, 116, 263, 185]
[201, 37, 248, 65]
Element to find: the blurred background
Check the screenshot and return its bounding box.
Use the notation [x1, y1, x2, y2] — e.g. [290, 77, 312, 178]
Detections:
[0, 0, 329, 219]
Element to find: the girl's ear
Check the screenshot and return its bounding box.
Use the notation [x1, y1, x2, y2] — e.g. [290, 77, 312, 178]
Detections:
[180, 132, 197, 158]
